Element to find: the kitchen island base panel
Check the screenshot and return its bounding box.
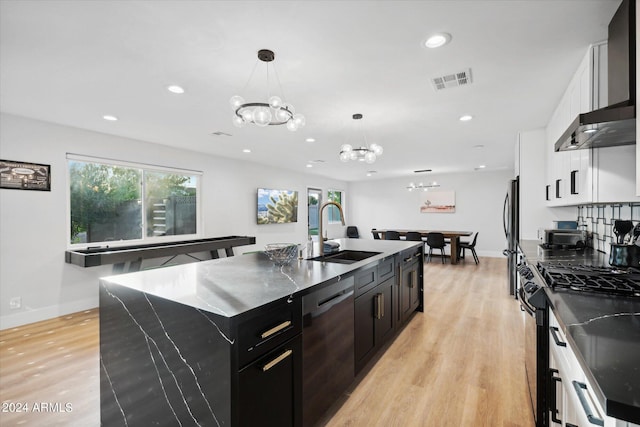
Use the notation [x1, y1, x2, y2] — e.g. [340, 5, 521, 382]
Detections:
[100, 283, 232, 426]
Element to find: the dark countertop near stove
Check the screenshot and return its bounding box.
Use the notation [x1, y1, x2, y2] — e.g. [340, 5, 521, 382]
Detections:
[520, 239, 640, 424]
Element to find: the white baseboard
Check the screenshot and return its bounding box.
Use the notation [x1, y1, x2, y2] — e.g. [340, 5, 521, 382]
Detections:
[0, 297, 98, 330]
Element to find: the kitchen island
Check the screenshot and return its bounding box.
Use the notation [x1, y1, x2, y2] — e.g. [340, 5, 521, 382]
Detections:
[99, 238, 423, 426]
[519, 240, 640, 425]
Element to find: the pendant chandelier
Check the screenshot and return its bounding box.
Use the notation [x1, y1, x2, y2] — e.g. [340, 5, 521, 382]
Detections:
[339, 114, 383, 164]
[407, 182, 440, 191]
[229, 49, 305, 131]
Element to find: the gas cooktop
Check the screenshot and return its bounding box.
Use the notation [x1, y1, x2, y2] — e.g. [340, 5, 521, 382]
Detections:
[537, 262, 640, 297]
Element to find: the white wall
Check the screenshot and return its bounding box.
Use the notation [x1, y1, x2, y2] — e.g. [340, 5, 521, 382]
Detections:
[348, 170, 515, 257]
[0, 113, 349, 329]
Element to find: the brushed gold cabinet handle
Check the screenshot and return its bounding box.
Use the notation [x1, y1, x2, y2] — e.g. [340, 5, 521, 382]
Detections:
[262, 349, 293, 372]
[260, 320, 292, 339]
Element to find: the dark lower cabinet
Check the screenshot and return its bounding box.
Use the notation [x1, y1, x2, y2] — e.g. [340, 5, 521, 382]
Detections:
[238, 334, 302, 427]
[355, 276, 395, 374]
[399, 248, 423, 324]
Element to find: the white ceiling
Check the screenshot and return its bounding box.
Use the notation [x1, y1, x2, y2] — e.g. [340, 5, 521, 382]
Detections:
[0, 0, 620, 182]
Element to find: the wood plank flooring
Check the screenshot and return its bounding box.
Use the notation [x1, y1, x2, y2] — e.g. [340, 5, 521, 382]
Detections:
[0, 256, 533, 427]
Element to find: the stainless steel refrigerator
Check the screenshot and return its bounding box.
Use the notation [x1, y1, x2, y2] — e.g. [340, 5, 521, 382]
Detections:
[503, 177, 519, 297]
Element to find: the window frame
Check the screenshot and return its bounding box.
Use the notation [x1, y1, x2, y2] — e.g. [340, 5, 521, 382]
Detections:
[327, 189, 345, 224]
[66, 154, 203, 249]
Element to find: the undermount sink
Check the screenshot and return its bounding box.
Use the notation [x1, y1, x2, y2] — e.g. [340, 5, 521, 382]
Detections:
[308, 250, 381, 264]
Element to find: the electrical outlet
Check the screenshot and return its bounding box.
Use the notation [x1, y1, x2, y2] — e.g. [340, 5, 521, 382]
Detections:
[9, 297, 21, 309]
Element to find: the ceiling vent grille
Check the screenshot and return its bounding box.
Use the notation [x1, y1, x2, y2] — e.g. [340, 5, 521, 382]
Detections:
[431, 68, 472, 90]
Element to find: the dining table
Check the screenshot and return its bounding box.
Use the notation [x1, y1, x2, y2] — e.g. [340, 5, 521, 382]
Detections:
[372, 229, 473, 264]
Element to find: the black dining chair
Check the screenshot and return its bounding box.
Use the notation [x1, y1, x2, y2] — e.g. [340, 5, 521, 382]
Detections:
[459, 232, 479, 264]
[371, 229, 381, 240]
[405, 232, 423, 241]
[346, 226, 359, 238]
[385, 231, 401, 240]
[426, 232, 447, 263]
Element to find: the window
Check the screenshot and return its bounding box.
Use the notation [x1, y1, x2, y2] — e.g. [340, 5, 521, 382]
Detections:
[327, 190, 344, 223]
[67, 155, 201, 246]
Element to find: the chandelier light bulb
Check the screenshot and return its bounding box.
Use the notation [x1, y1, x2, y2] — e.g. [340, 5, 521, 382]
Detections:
[253, 106, 272, 127]
[232, 116, 246, 127]
[230, 95, 245, 109]
[341, 144, 353, 153]
[286, 120, 299, 131]
[339, 152, 351, 162]
[364, 152, 376, 164]
[370, 144, 383, 156]
[293, 114, 305, 127]
[268, 96, 282, 109]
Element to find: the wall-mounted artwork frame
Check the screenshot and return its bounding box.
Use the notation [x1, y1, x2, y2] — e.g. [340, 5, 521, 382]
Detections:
[0, 159, 51, 191]
[257, 188, 298, 224]
[420, 191, 455, 213]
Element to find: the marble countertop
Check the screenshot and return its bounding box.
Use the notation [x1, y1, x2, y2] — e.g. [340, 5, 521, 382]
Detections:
[520, 239, 640, 424]
[99, 238, 421, 319]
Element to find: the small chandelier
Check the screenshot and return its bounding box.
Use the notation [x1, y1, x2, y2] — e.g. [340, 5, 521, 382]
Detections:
[229, 49, 305, 131]
[339, 114, 383, 164]
[407, 182, 440, 191]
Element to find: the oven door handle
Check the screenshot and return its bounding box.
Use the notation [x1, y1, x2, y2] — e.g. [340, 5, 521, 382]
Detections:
[517, 288, 535, 316]
[549, 368, 562, 424]
[550, 326, 567, 347]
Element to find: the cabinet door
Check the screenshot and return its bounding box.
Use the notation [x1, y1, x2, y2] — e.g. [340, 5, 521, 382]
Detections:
[401, 259, 422, 323]
[374, 277, 395, 344]
[354, 290, 376, 373]
[238, 335, 302, 427]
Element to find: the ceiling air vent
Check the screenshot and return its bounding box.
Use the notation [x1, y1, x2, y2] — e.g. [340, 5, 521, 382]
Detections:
[431, 68, 472, 91]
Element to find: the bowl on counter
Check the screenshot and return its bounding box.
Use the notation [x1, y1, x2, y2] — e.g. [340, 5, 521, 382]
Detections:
[264, 243, 299, 266]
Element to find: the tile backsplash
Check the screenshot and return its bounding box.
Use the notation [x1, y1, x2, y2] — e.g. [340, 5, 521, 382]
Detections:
[577, 203, 640, 254]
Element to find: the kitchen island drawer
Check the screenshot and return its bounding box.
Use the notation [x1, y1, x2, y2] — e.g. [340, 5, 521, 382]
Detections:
[377, 256, 395, 283]
[237, 297, 302, 367]
[354, 264, 378, 297]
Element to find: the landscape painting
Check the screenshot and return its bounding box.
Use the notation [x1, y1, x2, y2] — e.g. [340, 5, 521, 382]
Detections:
[257, 188, 298, 224]
[420, 191, 455, 213]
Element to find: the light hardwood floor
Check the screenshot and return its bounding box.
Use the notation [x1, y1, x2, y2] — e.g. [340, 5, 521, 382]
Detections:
[0, 256, 533, 426]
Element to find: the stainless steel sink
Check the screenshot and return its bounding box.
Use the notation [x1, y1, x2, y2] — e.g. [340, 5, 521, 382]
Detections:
[307, 250, 381, 264]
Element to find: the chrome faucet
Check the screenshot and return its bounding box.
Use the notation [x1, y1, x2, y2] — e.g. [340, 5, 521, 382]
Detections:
[318, 201, 345, 257]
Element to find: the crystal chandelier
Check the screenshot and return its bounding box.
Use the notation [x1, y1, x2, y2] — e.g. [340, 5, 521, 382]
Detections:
[230, 49, 305, 131]
[339, 114, 383, 164]
[407, 182, 440, 191]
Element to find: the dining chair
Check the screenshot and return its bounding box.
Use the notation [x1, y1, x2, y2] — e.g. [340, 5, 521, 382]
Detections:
[426, 232, 447, 263]
[384, 230, 401, 240]
[346, 226, 359, 238]
[371, 229, 381, 240]
[459, 232, 479, 264]
[405, 232, 423, 241]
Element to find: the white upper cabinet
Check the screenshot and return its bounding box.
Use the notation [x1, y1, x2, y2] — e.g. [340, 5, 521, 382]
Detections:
[545, 43, 606, 206]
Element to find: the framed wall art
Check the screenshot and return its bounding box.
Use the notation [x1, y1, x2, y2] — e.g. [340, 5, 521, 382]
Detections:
[420, 191, 455, 213]
[0, 159, 51, 191]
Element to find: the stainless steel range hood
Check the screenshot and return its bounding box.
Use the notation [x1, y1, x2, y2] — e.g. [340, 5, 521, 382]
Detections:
[555, 0, 636, 152]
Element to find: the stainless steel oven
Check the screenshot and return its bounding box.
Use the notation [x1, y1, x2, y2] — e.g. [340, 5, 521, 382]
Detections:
[517, 262, 548, 427]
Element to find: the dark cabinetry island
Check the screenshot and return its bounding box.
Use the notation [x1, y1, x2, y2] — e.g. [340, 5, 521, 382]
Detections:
[100, 238, 423, 426]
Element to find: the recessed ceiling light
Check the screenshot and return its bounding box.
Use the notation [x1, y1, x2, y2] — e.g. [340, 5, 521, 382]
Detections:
[242, 148, 251, 153]
[366, 171, 377, 177]
[473, 144, 484, 149]
[478, 164, 486, 169]
[305, 138, 316, 143]
[306, 164, 313, 168]
[459, 115, 473, 122]
[167, 85, 185, 94]
[424, 33, 451, 49]
[103, 115, 118, 121]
